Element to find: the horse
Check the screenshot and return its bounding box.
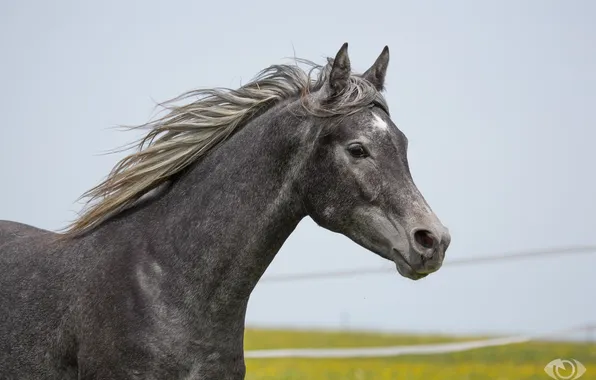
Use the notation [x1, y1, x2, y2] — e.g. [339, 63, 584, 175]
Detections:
[0, 43, 451, 379]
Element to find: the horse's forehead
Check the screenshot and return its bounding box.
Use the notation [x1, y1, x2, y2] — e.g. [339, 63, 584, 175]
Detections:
[336, 109, 398, 141]
[358, 110, 395, 138]
[371, 112, 389, 131]
[358, 110, 407, 150]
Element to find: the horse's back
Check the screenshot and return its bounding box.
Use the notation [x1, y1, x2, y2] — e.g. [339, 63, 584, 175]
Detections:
[0, 220, 53, 247]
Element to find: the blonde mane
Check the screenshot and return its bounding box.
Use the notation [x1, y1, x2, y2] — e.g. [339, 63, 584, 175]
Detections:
[63, 58, 387, 236]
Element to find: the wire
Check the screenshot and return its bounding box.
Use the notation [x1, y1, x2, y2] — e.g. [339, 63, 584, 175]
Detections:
[259, 245, 596, 283]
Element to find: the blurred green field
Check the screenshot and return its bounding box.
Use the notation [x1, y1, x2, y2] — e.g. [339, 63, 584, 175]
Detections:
[244, 328, 596, 380]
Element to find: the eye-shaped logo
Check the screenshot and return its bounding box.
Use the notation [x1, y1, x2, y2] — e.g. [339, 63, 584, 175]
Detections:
[544, 359, 586, 379]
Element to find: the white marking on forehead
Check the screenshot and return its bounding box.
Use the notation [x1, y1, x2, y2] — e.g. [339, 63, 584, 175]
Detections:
[371, 113, 389, 131]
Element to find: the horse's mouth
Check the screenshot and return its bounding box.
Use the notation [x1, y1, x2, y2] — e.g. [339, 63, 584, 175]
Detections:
[392, 249, 429, 280]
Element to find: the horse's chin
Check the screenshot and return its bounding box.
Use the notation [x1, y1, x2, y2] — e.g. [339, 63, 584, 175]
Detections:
[392, 249, 429, 281]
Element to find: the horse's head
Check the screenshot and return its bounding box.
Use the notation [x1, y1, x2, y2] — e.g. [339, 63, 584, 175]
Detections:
[301, 43, 450, 280]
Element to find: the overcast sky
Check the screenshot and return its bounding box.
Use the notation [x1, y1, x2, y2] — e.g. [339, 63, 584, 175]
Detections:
[1, 0, 594, 338]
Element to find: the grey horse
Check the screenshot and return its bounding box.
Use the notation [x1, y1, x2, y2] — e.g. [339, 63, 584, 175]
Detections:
[0, 43, 450, 379]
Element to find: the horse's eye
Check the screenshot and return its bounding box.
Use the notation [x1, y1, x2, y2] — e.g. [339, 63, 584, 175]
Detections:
[347, 143, 369, 158]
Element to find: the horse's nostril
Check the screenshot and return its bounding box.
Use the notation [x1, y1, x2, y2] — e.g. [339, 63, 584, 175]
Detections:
[414, 229, 436, 250]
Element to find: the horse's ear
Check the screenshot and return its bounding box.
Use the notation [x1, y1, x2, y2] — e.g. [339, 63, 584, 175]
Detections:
[362, 46, 390, 91]
[328, 42, 351, 97]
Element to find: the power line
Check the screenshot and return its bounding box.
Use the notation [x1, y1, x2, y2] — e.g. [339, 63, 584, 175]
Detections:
[259, 245, 596, 283]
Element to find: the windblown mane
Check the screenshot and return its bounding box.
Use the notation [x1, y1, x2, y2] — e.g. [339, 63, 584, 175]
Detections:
[63, 57, 388, 236]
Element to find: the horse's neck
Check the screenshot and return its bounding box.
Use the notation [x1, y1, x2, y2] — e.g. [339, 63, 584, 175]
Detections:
[110, 103, 310, 328]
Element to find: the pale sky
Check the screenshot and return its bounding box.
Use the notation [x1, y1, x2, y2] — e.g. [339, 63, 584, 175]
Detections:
[1, 0, 594, 338]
